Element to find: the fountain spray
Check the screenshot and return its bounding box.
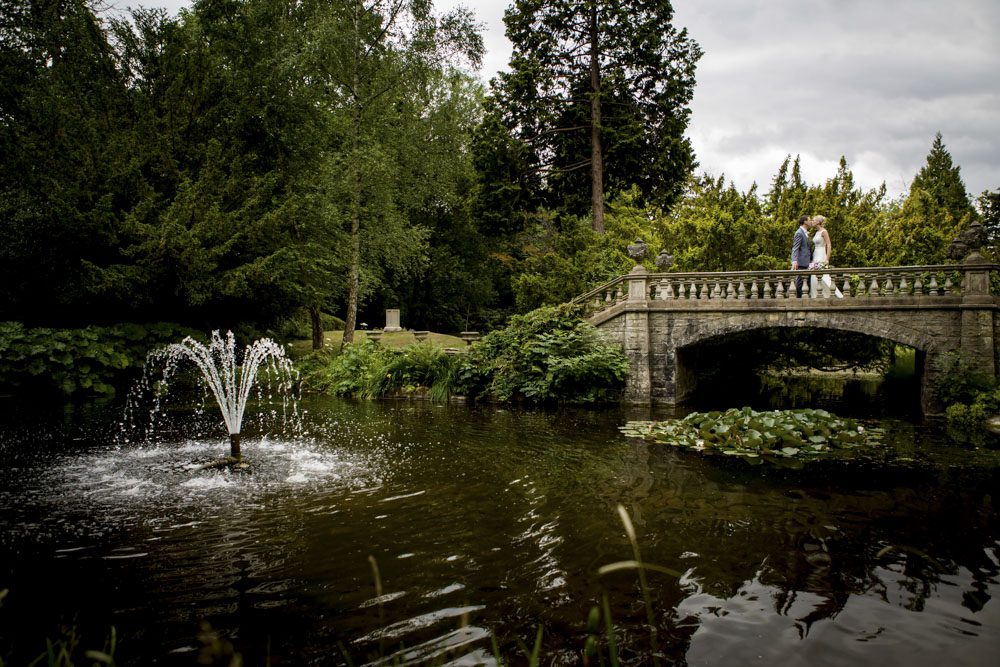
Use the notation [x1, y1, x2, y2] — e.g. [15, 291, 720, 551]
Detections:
[143, 331, 298, 459]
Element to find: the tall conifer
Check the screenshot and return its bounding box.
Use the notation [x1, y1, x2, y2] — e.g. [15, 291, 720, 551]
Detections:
[481, 0, 701, 233]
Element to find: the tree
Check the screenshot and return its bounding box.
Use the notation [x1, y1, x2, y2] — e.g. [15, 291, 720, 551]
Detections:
[483, 0, 701, 233]
[891, 133, 974, 265]
[0, 0, 142, 323]
[909, 132, 977, 223]
[301, 0, 482, 345]
[978, 188, 1000, 244]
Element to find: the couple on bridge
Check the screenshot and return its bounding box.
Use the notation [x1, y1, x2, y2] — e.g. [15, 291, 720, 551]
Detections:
[791, 215, 843, 299]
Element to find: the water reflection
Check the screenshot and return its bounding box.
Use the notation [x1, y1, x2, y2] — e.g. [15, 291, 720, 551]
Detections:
[0, 398, 998, 665]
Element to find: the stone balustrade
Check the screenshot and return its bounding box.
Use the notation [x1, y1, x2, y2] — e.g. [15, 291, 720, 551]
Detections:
[576, 263, 997, 315]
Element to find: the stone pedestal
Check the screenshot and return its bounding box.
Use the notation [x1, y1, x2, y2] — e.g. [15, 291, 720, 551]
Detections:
[384, 309, 402, 332]
[413, 330, 429, 342]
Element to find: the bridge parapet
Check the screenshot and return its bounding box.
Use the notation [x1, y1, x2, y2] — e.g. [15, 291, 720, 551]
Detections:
[576, 263, 997, 318]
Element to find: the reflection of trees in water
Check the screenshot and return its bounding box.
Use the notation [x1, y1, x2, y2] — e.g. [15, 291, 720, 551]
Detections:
[588, 441, 1000, 644]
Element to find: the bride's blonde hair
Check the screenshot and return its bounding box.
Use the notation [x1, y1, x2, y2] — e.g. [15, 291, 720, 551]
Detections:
[812, 215, 827, 226]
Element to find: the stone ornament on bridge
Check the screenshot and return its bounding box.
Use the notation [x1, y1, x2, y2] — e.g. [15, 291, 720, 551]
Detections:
[655, 249, 674, 271]
[627, 238, 648, 263]
[947, 220, 987, 262]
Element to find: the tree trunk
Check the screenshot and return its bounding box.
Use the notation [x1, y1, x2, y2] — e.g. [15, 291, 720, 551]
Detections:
[588, 4, 605, 234]
[343, 200, 361, 345]
[343, 3, 363, 346]
[309, 305, 324, 350]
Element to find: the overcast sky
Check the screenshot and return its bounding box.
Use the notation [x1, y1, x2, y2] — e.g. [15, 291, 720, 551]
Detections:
[128, 0, 999, 201]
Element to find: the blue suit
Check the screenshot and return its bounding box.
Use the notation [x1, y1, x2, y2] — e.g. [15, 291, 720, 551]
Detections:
[791, 225, 812, 297]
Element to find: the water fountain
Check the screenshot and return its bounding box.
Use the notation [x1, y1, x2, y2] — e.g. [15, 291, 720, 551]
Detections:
[140, 330, 299, 459]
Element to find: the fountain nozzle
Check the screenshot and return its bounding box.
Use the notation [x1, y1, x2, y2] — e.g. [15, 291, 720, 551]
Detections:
[230, 433, 241, 459]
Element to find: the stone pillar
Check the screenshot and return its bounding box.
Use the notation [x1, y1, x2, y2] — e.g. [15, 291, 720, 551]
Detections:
[627, 265, 650, 302]
[959, 252, 996, 381]
[623, 265, 652, 403]
[384, 309, 402, 332]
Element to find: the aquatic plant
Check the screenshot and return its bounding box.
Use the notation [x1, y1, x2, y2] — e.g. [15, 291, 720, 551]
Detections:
[621, 407, 878, 462]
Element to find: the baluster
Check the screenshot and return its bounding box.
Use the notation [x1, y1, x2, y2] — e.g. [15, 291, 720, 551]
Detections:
[727, 281, 736, 301]
[898, 276, 909, 297]
[928, 274, 939, 295]
[841, 277, 851, 297]
[869, 276, 880, 296]
[762, 278, 772, 299]
[913, 275, 923, 296]
[736, 281, 745, 300]
[747, 278, 757, 299]
[661, 279, 674, 299]
[944, 275, 954, 294]
[884, 277, 895, 297]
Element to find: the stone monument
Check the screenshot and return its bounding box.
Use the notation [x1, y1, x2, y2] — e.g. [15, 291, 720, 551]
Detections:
[384, 309, 402, 332]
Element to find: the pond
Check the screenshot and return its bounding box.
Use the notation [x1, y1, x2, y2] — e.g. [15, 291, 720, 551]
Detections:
[1, 392, 999, 665]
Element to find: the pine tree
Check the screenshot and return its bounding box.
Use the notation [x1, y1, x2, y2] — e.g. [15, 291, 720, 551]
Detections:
[978, 188, 1000, 243]
[909, 132, 976, 222]
[481, 0, 701, 233]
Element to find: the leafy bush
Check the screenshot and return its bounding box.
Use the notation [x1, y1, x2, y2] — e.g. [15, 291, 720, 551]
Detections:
[936, 359, 997, 406]
[944, 388, 1000, 430]
[455, 303, 629, 403]
[299, 341, 459, 400]
[0, 322, 199, 398]
[300, 304, 629, 404]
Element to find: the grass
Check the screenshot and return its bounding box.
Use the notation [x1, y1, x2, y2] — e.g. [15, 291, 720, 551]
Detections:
[287, 330, 467, 358]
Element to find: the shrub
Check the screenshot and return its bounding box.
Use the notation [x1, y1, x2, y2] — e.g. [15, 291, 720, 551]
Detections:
[455, 303, 629, 403]
[0, 322, 199, 398]
[299, 341, 459, 400]
[945, 387, 1000, 430]
[299, 304, 629, 404]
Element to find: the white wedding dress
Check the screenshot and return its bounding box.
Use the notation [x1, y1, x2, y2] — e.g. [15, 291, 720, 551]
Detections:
[810, 231, 843, 298]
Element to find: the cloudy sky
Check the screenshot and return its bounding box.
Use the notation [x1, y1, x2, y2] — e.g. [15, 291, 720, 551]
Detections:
[130, 0, 999, 200]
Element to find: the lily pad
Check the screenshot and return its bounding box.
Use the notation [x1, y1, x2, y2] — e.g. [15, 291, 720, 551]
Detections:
[620, 407, 881, 464]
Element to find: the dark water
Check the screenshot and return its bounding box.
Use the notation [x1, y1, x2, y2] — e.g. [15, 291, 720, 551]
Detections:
[1, 394, 999, 666]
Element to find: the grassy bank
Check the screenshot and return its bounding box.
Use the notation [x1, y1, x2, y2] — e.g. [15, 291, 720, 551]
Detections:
[287, 330, 467, 357]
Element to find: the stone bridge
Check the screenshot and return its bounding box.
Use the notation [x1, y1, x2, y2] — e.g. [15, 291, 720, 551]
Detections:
[577, 257, 999, 414]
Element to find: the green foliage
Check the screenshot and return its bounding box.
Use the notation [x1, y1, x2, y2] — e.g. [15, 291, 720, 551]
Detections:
[939, 353, 1000, 431]
[909, 133, 978, 223]
[935, 353, 998, 407]
[300, 305, 628, 404]
[456, 304, 629, 403]
[480, 0, 701, 227]
[0, 322, 197, 398]
[977, 188, 1000, 244]
[299, 341, 459, 401]
[621, 407, 881, 463]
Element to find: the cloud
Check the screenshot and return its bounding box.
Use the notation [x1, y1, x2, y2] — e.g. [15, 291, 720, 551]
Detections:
[676, 0, 1000, 198]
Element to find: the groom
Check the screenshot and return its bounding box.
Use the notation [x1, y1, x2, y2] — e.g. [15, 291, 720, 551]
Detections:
[790, 215, 814, 297]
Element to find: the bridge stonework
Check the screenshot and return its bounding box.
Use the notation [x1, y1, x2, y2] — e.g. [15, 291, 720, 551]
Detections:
[582, 260, 999, 415]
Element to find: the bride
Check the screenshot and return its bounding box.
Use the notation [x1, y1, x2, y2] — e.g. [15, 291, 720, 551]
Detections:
[810, 215, 843, 298]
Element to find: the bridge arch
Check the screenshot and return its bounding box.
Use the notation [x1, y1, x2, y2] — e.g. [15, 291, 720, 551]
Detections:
[670, 312, 937, 355]
[670, 316, 932, 409]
